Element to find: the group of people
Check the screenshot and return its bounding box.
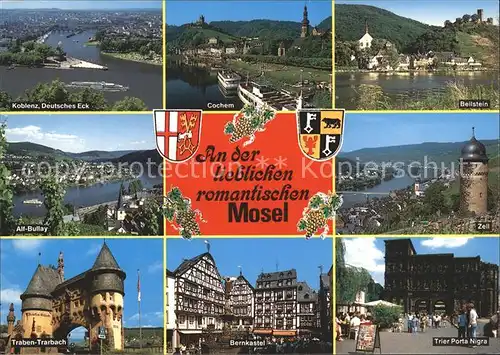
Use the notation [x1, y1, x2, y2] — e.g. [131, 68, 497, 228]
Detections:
[335, 312, 373, 342]
[456, 303, 479, 343]
[404, 312, 449, 334]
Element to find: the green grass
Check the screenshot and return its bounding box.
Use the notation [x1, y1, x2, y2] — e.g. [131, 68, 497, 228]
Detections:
[227, 59, 330, 86]
[354, 81, 499, 110]
[84, 41, 100, 47]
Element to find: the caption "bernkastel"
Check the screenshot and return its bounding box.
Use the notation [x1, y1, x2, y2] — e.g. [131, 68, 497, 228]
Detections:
[11, 339, 68, 347]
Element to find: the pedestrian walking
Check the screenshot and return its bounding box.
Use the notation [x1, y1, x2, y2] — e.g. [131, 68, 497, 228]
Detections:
[458, 310, 467, 338]
[412, 315, 419, 335]
[469, 303, 478, 348]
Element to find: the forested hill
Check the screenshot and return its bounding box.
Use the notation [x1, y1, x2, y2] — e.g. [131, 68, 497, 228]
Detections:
[335, 4, 431, 50]
[168, 17, 331, 42]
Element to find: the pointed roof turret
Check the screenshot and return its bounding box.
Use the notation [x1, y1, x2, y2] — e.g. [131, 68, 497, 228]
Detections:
[21, 265, 60, 299]
[92, 242, 121, 271]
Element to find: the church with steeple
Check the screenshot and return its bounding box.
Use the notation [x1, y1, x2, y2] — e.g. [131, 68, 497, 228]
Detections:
[300, 4, 326, 38]
[358, 20, 373, 49]
[4, 243, 126, 354]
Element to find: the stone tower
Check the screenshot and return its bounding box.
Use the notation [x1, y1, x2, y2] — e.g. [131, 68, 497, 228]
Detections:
[88, 242, 126, 351]
[477, 9, 484, 22]
[459, 127, 489, 215]
[57, 251, 64, 282]
[7, 303, 15, 335]
[301, 5, 310, 38]
[20, 264, 59, 339]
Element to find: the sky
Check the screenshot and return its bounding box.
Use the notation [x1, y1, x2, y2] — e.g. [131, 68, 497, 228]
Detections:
[166, 0, 332, 26]
[341, 113, 499, 152]
[342, 237, 500, 286]
[0, 0, 161, 10]
[167, 238, 333, 290]
[336, 0, 499, 26]
[0, 239, 164, 339]
[3, 114, 156, 153]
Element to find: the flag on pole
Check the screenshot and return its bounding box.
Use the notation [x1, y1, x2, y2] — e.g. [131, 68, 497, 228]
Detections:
[137, 269, 141, 302]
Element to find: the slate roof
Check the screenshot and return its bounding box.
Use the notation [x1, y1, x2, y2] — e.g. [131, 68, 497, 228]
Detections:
[92, 242, 121, 270]
[297, 281, 318, 302]
[174, 252, 213, 276]
[320, 274, 331, 291]
[256, 269, 297, 288]
[22, 265, 61, 297]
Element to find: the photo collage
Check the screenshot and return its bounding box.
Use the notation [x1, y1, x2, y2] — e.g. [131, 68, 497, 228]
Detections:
[0, 0, 498, 354]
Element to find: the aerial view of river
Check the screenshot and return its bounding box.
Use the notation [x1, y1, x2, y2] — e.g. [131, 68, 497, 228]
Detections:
[0, 30, 162, 109]
[166, 59, 243, 110]
[339, 174, 415, 209]
[335, 71, 497, 109]
[13, 175, 162, 217]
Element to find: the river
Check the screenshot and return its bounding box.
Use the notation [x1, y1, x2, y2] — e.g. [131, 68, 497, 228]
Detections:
[340, 174, 415, 208]
[13, 175, 162, 217]
[335, 71, 497, 109]
[166, 59, 243, 110]
[0, 30, 162, 109]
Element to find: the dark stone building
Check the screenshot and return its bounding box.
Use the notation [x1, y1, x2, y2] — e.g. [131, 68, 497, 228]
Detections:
[383, 239, 498, 316]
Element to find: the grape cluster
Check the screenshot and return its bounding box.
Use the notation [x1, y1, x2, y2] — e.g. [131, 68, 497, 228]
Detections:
[176, 208, 200, 239]
[303, 209, 327, 239]
[229, 114, 254, 143]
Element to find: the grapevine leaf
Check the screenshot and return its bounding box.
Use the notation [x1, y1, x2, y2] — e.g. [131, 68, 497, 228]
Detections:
[164, 206, 175, 221]
[224, 122, 235, 134]
[322, 206, 332, 219]
[297, 219, 307, 231]
[309, 195, 322, 209]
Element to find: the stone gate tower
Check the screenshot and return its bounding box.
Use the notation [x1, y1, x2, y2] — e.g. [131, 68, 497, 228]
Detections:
[18, 243, 126, 353]
[88, 243, 126, 351]
[459, 127, 489, 215]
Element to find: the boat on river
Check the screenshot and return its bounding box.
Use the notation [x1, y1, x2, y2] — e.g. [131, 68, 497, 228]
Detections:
[23, 199, 43, 205]
[218, 70, 241, 90]
[237, 81, 302, 111]
[65, 81, 129, 92]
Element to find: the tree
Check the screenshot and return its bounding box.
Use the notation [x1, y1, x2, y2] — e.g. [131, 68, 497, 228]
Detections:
[444, 20, 452, 28]
[128, 179, 143, 195]
[134, 199, 163, 235]
[40, 176, 66, 236]
[470, 14, 479, 23]
[422, 182, 448, 215]
[112, 97, 148, 111]
[462, 14, 471, 23]
[0, 121, 15, 235]
[336, 238, 378, 303]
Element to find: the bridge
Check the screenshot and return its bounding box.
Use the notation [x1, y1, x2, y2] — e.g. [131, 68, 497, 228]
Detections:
[336, 191, 390, 196]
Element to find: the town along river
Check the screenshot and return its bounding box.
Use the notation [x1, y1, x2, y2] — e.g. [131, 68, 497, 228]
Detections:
[335, 71, 497, 109]
[166, 57, 243, 110]
[13, 175, 162, 218]
[0, 30, 162, 109]
[340, 174, 415, 209]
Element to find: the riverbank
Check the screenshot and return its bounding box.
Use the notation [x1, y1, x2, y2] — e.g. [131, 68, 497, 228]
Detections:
[336, 67, 496, 74]
[351, 81, 499, 110]
[226, 59, 330, 88]
[84, 40, 100, 46]
[102, 51, 162, 66]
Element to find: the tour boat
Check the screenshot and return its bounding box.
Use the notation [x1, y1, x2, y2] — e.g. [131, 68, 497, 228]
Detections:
[217, 70, 241, 90]
[237, 81, 302, 111]
[23, 199, 43, 205]
[65, 81, 129, 92]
